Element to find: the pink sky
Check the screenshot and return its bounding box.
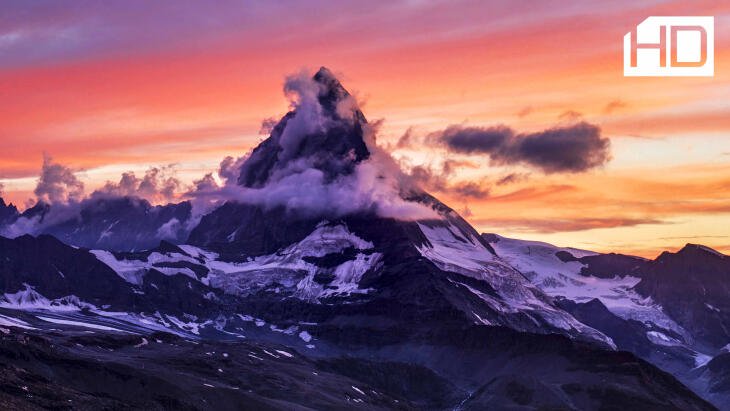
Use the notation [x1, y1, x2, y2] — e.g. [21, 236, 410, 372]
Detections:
[1, 0, 729, 256]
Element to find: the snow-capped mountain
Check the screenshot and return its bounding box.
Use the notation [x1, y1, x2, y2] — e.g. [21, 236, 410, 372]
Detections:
[484, 233, 730, 409]
[0, 68, 720, 410]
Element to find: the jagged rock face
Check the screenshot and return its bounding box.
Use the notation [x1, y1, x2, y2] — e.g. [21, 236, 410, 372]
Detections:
[707, 353, 730, 395]
[576, 253, 649, 278]
[0, 198, 19, 226]
[192, 67, 392, 256]
[0, 234, 136, 309]
[634, 244, 730, 349]
[17, 201, 51, 221]
[0, 234, 226, 316]
[188, 202, 324, 258]
[7, 197, 193, 251]
[237, 67, 370, 188]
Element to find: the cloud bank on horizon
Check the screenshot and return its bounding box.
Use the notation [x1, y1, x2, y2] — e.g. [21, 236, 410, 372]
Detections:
[1, 68, 446, 240]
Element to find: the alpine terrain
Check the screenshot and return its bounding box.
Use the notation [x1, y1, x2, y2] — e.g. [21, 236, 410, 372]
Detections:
[0, 68, 723, 410]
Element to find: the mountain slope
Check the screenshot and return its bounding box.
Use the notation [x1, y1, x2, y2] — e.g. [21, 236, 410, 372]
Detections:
[634, 244, 730, 350]
[484, 233, 730, 409]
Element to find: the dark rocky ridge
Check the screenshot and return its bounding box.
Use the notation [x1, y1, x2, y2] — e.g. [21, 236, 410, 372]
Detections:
[520, 237, 730, 351]
[634, 244, 730, 350]
[0, 198, 18, 226]
[0, 234, 228, 316]
[0, 197, 192, 251]
[237, 67, 370, 189]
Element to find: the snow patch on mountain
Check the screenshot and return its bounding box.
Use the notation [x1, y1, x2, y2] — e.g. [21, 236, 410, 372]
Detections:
[36, 315, 128, 332]
[647, 331, 683, 347]
[418, 223, 615, 348]
[489, 235, 692, 343]
[203, 222, 382, 301]
[90, 250, 148, 284]
[0, 313, 35, 330]
[417, 222, 499, 275]
[0, 285, 97, 311]
[91, 249, 200, 284]
[94, 222, 382, 302]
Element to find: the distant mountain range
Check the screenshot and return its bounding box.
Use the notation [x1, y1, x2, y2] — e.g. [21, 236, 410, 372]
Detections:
[0, 68, 724, 410]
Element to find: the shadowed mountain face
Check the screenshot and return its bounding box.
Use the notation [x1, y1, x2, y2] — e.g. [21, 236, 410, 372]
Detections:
[237, 68, 371, 188]
[0, 198, 18, 226]
[0, 234, 229, 316]
[634, 244, 730, 350]
[1, 197, 192, 252]
[0, 69, 721, 410]
[42, 197, 192, 251]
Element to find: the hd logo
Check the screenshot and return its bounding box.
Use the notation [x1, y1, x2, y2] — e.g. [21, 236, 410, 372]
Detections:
[624, 16, 714, 77]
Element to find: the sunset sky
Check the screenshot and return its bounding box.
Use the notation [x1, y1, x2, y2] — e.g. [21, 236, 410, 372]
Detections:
[1, 0, 729, 257]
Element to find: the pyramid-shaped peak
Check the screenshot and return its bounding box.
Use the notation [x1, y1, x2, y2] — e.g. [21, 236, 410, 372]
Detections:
[312, 67, 355, 116]
[237, 67, 370, 188]
[313, 66, 339, 85]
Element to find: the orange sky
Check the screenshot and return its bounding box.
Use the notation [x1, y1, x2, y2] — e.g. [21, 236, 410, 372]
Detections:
[1, 0, 729, 257]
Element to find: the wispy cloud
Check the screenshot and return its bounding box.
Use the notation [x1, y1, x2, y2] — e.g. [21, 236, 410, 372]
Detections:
[472, 217, 666, 233]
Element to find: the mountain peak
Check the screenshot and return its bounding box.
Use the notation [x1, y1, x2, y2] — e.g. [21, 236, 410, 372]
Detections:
[677, 243, 726, 258]
[312, 66, 348, 112]
[237, 67, 370, 188]
[0, 198, 19, 226]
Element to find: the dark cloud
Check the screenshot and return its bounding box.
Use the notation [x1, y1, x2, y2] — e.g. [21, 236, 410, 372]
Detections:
[34, 155, 85, 204]
[433, 121, 611, 173]
[451, 181, 490, 199]
[408, 165, 447, 193]
[496, 173, 529, 186]
[440, 159, 478, 175]
[433, 125, 512, 155]
[407, 164, 490, 200]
